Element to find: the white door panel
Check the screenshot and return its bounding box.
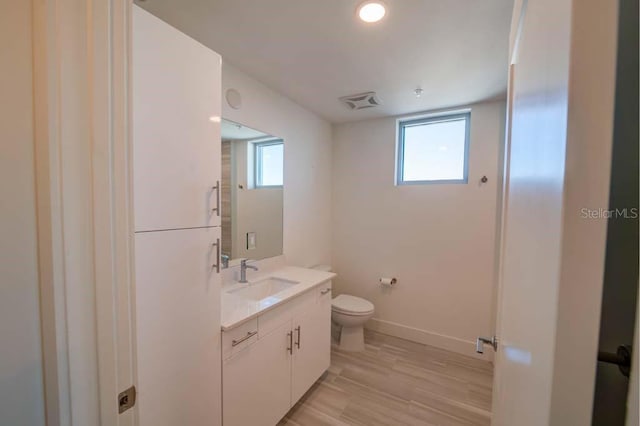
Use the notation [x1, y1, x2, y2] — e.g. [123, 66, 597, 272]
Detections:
[223, 321, 292, 426]
[492, 0, 571, 423]
[135, 227, 221, 426]
[292, 286, 331, 403]
[133, 6, 221, 232]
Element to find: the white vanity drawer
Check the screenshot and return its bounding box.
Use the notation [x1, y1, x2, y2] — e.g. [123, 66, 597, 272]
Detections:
[316, 281, 332, 300]
[222, 318, 258, 360]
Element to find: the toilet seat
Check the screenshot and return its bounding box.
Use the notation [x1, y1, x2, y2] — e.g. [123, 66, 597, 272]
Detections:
[332, 294, 374, 315]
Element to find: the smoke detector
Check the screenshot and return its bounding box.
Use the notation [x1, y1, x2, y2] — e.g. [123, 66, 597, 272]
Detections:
[339, 92, 382, 110]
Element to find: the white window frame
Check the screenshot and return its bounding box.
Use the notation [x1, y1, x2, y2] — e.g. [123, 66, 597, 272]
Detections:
[396, 111, 471, 185]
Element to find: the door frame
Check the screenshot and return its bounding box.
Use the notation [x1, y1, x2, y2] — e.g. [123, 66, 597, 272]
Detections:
[32, 0, 136, 425]
[490, 0, 523, 416]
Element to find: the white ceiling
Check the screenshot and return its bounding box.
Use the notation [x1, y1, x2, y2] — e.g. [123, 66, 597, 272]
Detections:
[135, 0, 513, 123]
[221, 119, 270, 140]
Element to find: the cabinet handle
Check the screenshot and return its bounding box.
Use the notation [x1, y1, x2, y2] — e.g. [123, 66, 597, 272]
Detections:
[295, 326, 301, 349]
[287, 331, 293, 354]
[231, 330, 257, 347]
[211, 181, 220, 217]
[211, 238, 220, 273]
[320, 288, 331, 295]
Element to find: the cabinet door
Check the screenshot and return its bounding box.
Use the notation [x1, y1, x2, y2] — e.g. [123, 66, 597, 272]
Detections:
[135, 227, 221, 426]
[223, 321, 292, 426]
[291, 285, 332, 403]
[133, 6, 221, 232]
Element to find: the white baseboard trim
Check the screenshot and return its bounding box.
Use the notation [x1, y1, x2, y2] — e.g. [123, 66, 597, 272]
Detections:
[365, 318, 494, 362]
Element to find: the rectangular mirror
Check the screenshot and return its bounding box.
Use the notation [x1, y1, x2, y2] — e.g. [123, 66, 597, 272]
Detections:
[221, 119, 284, 267]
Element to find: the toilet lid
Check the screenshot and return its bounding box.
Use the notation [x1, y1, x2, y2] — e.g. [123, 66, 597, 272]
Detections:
[332, 295, 374, 314]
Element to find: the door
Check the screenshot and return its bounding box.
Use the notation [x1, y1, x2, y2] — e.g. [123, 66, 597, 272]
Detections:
[133, 6, 221, 232]
[291, 286, 332, 402]
[135, 227, 222, 426]
[492, 8, 570, 416]
[223, 321, 293, 426]
[490, 0, 619, 424]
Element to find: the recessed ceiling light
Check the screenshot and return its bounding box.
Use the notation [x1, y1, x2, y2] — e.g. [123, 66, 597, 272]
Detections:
[357, 1, 386, 23]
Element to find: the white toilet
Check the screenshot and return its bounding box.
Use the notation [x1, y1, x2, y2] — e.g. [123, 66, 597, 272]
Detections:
[331, 294, 375, 352]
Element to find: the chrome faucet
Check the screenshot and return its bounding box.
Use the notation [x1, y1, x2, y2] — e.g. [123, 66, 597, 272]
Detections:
[239, 259, 258, 283]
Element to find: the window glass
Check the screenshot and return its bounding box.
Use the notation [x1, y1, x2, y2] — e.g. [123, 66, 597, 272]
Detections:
[255, 141, 284, 187]
[398, 113, 470, 184]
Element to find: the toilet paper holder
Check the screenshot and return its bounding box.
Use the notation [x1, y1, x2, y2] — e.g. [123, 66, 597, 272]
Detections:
[379, 277, 397, 286]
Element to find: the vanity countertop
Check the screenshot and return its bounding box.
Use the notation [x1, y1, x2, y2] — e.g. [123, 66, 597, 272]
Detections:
[221, 266, 336, 331]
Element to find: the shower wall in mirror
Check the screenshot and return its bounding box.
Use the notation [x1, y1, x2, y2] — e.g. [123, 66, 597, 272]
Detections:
[221, 119, 284, 266]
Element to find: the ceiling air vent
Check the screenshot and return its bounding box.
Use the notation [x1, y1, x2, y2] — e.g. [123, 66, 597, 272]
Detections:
[339, 92, 382, 110]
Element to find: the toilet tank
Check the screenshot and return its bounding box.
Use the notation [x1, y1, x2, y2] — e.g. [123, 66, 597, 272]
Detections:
[312, 264, 332, 272]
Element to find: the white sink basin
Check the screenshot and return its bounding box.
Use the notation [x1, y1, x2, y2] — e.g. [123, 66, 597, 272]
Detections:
[228, 277, 299, 302]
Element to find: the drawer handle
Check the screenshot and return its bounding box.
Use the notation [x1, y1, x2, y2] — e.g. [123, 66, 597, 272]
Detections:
[231, 330, 257, 347]
[287, 331, 293, 354]
[320, 288, 331, 295]
[211, 238, 220, 273]
[211, 181, 220, 217]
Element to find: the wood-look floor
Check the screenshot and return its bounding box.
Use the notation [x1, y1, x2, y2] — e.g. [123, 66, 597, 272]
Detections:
[278, 330, 493, 426]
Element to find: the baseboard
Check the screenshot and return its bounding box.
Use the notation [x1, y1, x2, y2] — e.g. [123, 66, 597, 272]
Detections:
[365, 318, 494, 362]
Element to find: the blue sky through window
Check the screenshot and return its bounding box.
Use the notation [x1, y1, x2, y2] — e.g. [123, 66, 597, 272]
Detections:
[401, 117, 467, 182]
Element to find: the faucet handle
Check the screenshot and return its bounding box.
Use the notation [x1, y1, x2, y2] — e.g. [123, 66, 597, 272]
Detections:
[240, 258, 257, 269]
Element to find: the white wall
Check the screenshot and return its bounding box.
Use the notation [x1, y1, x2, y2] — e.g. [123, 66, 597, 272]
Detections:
[222, 63, 332, 267]
[332, 101, 505, 359]
[0, 2, 46, 425]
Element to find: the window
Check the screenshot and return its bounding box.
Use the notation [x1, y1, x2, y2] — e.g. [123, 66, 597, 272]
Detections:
[254, 140, 284, 187]
[397, 112, 470, 184]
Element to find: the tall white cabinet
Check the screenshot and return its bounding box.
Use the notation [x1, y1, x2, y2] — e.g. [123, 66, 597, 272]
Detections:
[133, 7, 221, 233]
[133, 6, 222, 426]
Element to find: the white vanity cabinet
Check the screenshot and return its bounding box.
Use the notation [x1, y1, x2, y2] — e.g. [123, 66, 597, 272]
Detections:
[223, 282, 332, 426]
[222, 321, 292, 426]
[133, 5, 222, 233]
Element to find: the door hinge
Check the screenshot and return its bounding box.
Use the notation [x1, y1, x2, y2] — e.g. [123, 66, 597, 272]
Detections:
[118, 385, 136, 414]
